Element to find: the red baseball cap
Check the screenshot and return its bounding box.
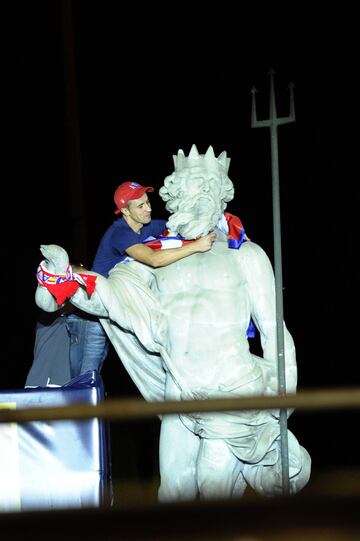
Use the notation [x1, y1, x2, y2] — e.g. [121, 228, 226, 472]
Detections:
[113, 181, 154, 214]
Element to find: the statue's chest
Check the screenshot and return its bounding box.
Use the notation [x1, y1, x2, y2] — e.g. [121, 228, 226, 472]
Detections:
[152, 243, 247, 294]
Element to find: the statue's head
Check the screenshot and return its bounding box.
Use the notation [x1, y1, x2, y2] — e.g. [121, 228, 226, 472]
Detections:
[159, 144, 234, 238]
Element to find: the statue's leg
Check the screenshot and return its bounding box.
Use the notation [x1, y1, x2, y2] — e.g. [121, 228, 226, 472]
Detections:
[242, 431, 311, 496]
[158, 376, 200, 502]
[158, 413, 200, 502]
[287, 431, 311, 493]
[197, 438, 246, 500]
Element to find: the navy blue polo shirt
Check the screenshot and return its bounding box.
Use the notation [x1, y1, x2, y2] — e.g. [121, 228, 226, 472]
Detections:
[91, 218, 167, 277]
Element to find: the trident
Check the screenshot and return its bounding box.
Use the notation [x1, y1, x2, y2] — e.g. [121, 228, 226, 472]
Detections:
[251, 68, 296, 496]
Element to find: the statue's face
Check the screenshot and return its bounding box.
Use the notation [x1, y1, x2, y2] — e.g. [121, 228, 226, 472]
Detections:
[160, 166, 234, 239]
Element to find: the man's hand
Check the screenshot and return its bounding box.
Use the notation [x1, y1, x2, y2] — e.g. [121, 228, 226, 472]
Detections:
[193, 232, 216, 252]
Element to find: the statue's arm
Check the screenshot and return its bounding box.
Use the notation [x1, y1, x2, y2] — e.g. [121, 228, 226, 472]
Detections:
[242, 242, 297, 394]
[35, 243, 110, 317]
[35, 271, 110, 318]
[35, 285, 61, 312]
[70, 271, 110, 317]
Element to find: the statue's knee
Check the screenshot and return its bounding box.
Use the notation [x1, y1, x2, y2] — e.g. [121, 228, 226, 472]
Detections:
[242, 444, 312, 497]
[289, 446, 311, 494]
[197, 445, 242, 499]
[158, 467, 198, 502]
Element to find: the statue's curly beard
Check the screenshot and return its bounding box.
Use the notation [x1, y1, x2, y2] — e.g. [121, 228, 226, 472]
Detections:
[166, 196, 224, 239]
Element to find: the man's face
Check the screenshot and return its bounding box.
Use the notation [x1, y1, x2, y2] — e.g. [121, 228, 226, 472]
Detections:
[126, 193, 152, 225]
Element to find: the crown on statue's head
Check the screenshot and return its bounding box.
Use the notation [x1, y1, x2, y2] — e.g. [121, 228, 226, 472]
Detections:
[172, 144, 231, 175]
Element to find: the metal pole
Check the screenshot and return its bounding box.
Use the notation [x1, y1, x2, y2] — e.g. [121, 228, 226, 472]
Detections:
[251, 68, 296, 495]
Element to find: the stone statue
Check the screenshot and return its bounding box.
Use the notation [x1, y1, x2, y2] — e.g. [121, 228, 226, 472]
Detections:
[35, 145, 311, 500]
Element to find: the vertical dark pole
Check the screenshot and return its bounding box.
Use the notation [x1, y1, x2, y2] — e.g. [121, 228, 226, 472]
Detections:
[60, 0, 87, 264]
[251, 69, 296, 495]
[269, 121, 290, 495]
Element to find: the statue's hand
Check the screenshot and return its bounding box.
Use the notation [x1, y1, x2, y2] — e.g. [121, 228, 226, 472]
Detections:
[35, 284, 59, 312]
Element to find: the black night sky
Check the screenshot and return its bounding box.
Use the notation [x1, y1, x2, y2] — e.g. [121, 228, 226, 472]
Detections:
[5, 1, 357, 487]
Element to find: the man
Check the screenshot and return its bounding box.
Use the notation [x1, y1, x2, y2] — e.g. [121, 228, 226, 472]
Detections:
[82, 180, 216, 373]
[92, 180, 216, 274]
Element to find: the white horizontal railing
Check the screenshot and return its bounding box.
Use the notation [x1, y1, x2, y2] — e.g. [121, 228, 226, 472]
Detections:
[1, 387, 359, 424]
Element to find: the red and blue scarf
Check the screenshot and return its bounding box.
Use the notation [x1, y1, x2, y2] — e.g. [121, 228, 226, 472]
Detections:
[36, 262, 97, 305]
[144, 212, 246, 250]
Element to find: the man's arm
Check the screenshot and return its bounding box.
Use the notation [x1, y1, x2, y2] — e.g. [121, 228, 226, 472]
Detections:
[126, 232, 216, 268]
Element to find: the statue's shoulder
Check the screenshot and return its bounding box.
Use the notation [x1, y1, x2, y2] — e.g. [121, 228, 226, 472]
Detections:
[239, 240, 268, 258]
[237, 240, 274, 275]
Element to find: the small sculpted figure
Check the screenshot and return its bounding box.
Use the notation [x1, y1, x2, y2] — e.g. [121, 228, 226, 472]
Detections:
[36, 145, 311, 500]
